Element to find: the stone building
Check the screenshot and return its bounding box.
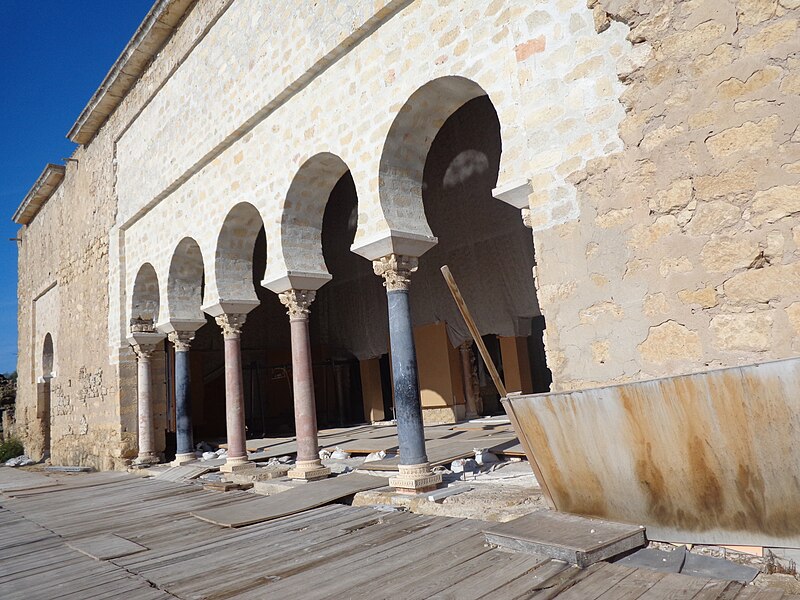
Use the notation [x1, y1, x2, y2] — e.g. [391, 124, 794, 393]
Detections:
[12, 0, 800, 472]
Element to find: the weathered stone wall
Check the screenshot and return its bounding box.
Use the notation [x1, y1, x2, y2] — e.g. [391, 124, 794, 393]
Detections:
[533, 0, 800, 389]
[18, 0, 799, 467]
[15, 129, 123, 468]
[12, 2, 233, 468]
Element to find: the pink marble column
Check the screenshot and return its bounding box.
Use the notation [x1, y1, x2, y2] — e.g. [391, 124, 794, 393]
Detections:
[215, 313, 253, 473]
[133, 343, 158, 464]
[279, 290, 330, 481]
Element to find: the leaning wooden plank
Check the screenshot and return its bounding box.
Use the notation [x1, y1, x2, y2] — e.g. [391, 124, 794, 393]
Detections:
[67, 533, 148, 560]
[191, 473, 388, 527]
[484, 510, 646, 568]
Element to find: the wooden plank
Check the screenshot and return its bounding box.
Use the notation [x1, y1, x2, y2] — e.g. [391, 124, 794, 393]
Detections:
[0, 468, 59, 492]
[692, 580, 745, 599]
[484, 510, 646, 567]
[636, 573, 711, 599]
[427, 552, 551, 600]
[67, 533, 148, 560]
[360, 442, 477, 471]
[596, 567, 667, 600]
[555, 563, 638, 600]
[191, 473, 388, 527]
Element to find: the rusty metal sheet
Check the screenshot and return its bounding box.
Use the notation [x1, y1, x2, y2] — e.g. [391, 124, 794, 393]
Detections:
[503, 357, 800, 547]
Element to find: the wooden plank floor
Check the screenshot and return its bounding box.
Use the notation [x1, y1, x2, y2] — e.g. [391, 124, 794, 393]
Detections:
[1, 470, 797, 599]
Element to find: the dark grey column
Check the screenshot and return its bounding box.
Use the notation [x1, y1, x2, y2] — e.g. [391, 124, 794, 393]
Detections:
[386, 287, 428, 465]
[168, 331, 195, 464]
[374, 254, 441, 493]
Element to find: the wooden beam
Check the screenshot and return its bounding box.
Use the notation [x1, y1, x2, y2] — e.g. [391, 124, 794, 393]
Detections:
[440, 265, 507, 398]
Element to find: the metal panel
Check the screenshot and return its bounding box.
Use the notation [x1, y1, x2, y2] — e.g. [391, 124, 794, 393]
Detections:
[503, 357, 800, 546]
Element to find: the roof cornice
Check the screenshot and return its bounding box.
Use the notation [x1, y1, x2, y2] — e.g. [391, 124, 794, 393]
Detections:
[67, 0, 195, 145]
[13, 164, 66, 225]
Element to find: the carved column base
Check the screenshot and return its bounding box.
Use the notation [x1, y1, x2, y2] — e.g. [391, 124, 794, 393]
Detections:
[134, 452, 159, 466]
[220, 456, 255, 473]
[389, 463, 442, 494]
[288, 459, 331, 481]
[171, 452, 197, 467]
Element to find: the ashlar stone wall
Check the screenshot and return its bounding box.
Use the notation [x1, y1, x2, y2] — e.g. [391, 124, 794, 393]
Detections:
[532, 0, 800, 390]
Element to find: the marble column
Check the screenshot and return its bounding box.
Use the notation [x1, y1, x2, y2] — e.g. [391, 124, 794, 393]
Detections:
[459, 342, 481, 419]
[215, 313, 253, 473]
[373, 254, 441, 493]
[279, 290, 331, 481]
[168, 331, 196, 466]
[132, 342, 159, 464]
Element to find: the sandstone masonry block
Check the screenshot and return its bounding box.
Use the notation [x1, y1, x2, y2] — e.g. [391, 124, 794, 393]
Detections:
[705, 115, 781, 158]
[639, 321, 703, 363]
[710, 312, 773, 352]
[723, 262, 800, 303]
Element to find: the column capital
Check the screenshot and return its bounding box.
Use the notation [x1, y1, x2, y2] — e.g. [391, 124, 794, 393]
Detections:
[167, 330, 195, 352]
[215, 313, 247, 338]
[521, 208, 533, 229]
[373, 254, 418, 291]
[278, 289, 316, 320]
[132, 343, 158, 360]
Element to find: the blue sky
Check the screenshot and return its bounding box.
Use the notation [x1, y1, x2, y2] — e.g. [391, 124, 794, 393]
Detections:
[0, 2, 152, 374]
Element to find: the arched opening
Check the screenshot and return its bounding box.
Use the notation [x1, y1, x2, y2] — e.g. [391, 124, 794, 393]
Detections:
[131, 263, 160, 328]
[166, 237, 205, 324]
[191, 203, 269, 442]
[379, 78, 551, 423]
[129, 262, 168, 459]
[213, 202, 265, 307]
[38, 333, 54, 459]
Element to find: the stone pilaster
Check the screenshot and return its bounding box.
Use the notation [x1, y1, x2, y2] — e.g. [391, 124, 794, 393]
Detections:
[279, 289, 330, 481]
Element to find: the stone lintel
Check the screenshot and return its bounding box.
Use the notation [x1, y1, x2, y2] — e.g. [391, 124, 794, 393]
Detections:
[261, 271, 332, 295]
[126, 331, 166, 349]
[156, 318, 207, 335]
[201, 299, 261, 318]
[351, 229, 438, 262]
[493, 179, 533, 209]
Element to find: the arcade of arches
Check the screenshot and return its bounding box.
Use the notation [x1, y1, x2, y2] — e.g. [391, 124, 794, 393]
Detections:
[127, 92, 551, 490]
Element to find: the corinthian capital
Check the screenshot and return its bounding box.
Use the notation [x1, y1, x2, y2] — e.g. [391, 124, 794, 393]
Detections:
[132, 343, 156, 361]
[278, 289, 316, 319]
[167, 330, 195, 352]
[215, 313, 247, 338]
[373, 254, 418, 291]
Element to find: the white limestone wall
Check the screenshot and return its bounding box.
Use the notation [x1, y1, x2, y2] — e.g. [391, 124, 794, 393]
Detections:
[115, 0, 635, 341]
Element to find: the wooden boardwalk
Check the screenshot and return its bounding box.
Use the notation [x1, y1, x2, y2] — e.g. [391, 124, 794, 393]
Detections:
[0, 470, 795, 599]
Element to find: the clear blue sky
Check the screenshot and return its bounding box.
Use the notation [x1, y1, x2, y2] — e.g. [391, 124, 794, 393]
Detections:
[0, 2, 152, 374]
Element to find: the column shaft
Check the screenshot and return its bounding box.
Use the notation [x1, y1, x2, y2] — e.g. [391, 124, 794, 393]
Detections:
[174, 348, 194, 456]
[223, 334, 248, 462]
[280, 289, 330, 481]
[387, 288, 428, 466]
[137, 353, 156, 462]
[290, 316, 320, 462]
